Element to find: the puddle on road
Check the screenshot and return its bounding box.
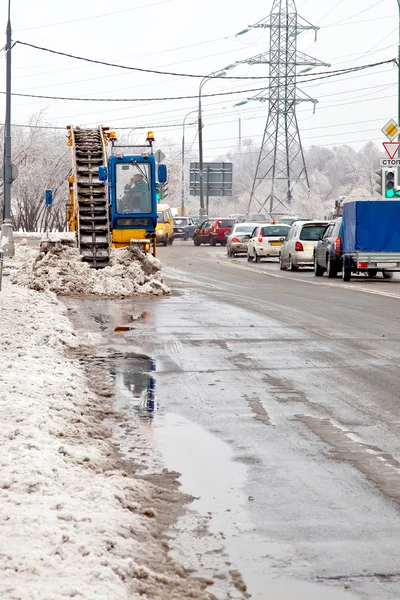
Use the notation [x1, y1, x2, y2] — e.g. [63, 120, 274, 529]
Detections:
[70, 298, 360, 600]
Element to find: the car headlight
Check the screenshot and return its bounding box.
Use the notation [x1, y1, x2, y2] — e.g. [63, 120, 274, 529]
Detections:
[157, 229, 163, 235]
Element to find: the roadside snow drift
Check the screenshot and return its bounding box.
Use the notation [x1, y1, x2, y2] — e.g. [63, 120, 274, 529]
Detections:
[4, 241, 170, 297]
[0, 283, 212, 599]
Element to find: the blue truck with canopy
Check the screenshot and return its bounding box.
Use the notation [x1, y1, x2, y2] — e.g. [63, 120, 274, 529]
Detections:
[341, 200, 400, 281]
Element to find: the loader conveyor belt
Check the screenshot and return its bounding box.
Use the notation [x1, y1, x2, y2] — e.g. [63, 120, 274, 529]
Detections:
[67, 126, 110, 268]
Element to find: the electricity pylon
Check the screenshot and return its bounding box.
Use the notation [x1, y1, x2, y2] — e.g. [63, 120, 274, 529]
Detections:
[238, 1, 329, 215]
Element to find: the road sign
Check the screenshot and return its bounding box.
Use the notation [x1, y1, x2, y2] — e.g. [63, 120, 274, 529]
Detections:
[154, 149, 166, 164]
[45, 189, 53, 205]
[382, 120, 399, 141]
[0, 163, 18, 182]
[189, 162, 233, 197]
[380, 158, 400, 167]
[383, 142, 400, 159]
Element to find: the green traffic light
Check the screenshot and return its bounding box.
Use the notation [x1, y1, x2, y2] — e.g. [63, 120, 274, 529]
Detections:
[386, 189, 395, 198]
[156, 194, 161, 201]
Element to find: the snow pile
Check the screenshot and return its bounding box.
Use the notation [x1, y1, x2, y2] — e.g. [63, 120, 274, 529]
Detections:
[0, 283, 212, 599]
[5, 242, 170, 297]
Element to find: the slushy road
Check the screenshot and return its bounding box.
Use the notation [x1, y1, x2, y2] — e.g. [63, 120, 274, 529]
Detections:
[100, 242, 400, 599]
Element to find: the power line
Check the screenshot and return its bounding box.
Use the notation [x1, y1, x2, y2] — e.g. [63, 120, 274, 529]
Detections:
[5, 59, 394, 104]
[15, 40, 393, 81]
[14, 0, 173, 32]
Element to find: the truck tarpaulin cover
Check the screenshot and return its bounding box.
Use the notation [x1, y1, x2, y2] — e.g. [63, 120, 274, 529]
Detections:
[342, 200, 400, 253]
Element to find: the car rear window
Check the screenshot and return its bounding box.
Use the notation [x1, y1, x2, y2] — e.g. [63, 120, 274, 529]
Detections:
[300, 224, 327, 241]
[217, 219, 236, 227]
[235, 225, 256, 234]
[261, 226, 289, 237]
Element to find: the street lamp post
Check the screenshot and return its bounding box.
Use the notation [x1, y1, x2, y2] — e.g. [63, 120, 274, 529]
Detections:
[2, 0, 15, 257]
[198, 66, 236, 218]
[181, 110, 197, 217]
[398, 1, 400, 139]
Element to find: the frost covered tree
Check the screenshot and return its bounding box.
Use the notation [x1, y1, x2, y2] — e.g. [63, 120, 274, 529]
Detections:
[0, 115, 69, 231]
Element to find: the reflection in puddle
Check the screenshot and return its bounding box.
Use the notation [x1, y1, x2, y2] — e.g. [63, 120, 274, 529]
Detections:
[111, 354, 157, 421]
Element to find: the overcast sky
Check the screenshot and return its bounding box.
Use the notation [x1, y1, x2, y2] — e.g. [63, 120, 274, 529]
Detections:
[0, 0, 397, 160]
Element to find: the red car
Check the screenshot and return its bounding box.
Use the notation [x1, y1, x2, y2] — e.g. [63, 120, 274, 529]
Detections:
[193, 218, 237, 246]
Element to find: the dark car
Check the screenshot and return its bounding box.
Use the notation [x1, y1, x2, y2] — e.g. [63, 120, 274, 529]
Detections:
[173, 217, 197, 240]
[193, 218, 237, 246]
[313, 218, 343, 278]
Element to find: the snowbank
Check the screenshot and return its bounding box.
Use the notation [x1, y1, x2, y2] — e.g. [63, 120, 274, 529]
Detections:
[0, 283, 211, 599]
[4, 242, 170, 298]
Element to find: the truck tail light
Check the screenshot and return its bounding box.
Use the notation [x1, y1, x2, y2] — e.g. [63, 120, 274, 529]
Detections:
[358, 261, 368, 269]
[334, 236, 342, 255]
[231, 237, 240, 243]
[295, 241, 304, 252]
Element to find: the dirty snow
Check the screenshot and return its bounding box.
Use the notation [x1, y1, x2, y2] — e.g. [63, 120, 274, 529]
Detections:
[4, 241, 170, 298]
[0, 282, 212, 599]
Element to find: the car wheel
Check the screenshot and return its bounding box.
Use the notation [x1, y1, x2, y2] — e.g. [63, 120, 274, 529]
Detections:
[254, 252, 261, 263]
[383, 270, 393, 279]
[194, 238, 201, 246]
[279, 254, 285, 270]
[168, 236, 174, 246]
[210, 237, 216, 246]
[314, 254, 324, 277]
[227, 247, 232, 257]
[184, 233, 189, 241]
[289, 255, 298, 271]
[342, 259, 351, 281]
[247, 253, 253, 262]
[326, 255, 338, 278]
[220, 240, 227, 247]
[163, 238, 168, 247]
[367, 269, 378, 278]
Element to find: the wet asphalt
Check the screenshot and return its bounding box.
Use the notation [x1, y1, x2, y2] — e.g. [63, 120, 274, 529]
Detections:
[74, 242, 400, 600]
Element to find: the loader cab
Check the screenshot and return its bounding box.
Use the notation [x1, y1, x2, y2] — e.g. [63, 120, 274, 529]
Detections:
[100, 154, 167, 248]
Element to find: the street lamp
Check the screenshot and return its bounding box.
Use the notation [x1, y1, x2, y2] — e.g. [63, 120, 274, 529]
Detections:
[181, 110, 197, 217]
[2, 0, 15, 257]
[198, 64, 237, 218]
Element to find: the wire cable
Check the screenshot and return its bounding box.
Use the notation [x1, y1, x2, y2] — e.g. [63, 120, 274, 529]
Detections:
[5, 59, 394, 103]
[15, 40, 392, 81]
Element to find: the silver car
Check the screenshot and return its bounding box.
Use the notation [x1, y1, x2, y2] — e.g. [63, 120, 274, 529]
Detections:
[280, 220, 328, 270]
[226, 222, 259, 257]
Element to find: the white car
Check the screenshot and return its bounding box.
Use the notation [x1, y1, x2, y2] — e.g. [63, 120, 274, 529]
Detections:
[226, 222, 260, 257]
[247, 224, 290, 262]
[279, 220, 329, 270]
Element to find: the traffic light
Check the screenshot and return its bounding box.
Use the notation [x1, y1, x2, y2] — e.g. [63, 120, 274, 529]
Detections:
[161, 182, 168, 200]
[385, 170, 395, 198]
[155, 183, 161, 202]
[374, 168, 383, 198]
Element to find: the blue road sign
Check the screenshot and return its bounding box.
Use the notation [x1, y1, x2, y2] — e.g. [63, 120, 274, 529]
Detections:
[45, 189, 53, 205]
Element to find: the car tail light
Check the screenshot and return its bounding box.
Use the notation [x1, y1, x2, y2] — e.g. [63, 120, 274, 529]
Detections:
[215, 221, 220, 228]
[258, 234, 263, 242]
[334, 236, 342, 254]
[231, 237, 240, 243]
[295, 241, 304, 252]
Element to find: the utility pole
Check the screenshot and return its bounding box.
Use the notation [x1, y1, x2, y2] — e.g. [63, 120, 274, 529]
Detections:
[181, 110, 196, 217]
[2, 0, 15, 257]
[238, 118, 242, 153]
[238, 0, 328, 217]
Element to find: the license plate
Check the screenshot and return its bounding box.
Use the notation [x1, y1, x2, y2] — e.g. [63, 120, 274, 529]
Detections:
[177, 229, 183, 232]
[270, 241, 282, 246]
[377, 262, 397, 268]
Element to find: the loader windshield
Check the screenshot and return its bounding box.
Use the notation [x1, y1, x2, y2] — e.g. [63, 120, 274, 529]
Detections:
[116, 163, 151, 214]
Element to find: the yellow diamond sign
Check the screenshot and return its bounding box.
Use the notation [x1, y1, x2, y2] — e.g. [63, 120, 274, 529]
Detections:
[382, 119, 399, 141]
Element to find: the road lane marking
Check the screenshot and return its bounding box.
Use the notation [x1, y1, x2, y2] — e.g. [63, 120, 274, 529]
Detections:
[197, 257, 400, 301]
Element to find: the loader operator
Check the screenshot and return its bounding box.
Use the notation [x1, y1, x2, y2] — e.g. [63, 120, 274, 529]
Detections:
[120, 173, 150, 214]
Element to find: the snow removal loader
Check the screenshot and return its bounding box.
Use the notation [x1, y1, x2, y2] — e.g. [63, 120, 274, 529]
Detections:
[66, 126, 167, 267]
